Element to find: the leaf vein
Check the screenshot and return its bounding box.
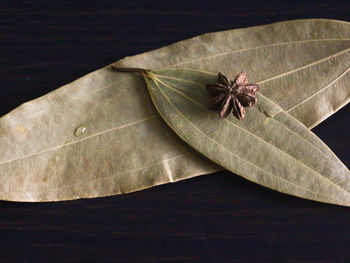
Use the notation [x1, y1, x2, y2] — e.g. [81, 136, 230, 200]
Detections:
[12, 152, 190, 194]
[0, 115, 158, 166]
[287, 66, 350, 112]
[164, 39, 350, 69]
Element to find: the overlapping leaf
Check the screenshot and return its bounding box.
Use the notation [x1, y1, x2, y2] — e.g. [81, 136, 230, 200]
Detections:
[0, 19, 349, 201]
[145, 69, 350, 206]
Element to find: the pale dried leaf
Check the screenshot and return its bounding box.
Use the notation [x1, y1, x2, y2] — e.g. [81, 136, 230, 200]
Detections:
[146, 69, 350, 206]
[0, 19, 349, 201]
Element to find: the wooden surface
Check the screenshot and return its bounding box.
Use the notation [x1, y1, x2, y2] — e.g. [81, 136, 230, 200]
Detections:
[1, 1, 350, 262]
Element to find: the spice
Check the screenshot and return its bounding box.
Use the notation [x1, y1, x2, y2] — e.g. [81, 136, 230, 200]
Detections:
[206, 71, 259, 119]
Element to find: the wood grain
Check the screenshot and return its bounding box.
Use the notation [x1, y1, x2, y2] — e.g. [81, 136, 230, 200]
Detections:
[0, 1, 349, 262]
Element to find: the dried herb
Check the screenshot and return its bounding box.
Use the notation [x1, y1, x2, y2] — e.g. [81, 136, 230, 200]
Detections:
[207, 71, 259, 119]
[144, 68, 350, 207]
[0, 19, 348, 202]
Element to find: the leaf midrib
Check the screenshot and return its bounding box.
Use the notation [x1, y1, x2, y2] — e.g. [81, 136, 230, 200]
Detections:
[0, 115, 158, 166]
[164, 38, 350, 69]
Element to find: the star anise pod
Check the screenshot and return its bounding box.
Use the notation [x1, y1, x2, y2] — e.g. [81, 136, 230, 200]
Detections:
[206, 71, 259, 120]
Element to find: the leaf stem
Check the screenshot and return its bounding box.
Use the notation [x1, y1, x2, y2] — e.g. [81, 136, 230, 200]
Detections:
[110, 66, 149, 75]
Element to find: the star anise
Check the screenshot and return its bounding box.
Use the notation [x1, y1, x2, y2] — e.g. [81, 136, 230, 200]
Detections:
[206, 71, 259, 120]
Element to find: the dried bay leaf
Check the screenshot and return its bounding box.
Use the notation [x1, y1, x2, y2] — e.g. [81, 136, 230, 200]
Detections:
[117, 19, 350, 128]
[0, 71, 218, 201]
[145, 69, 350, 206]
[0, 19, 349, 201]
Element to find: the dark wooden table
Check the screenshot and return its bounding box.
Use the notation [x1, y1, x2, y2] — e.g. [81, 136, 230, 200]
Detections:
[1, 1, 349, 262]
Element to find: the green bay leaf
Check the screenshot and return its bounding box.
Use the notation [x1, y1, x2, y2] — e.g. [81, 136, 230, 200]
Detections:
[0, 19, 349, 201]
[145, 69, 350, 206]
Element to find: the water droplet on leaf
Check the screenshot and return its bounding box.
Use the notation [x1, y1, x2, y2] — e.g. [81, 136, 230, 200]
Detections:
[74, 125, 87, 137]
